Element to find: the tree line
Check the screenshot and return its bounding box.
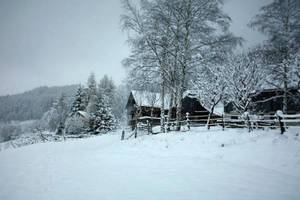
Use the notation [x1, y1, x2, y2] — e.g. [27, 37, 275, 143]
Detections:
[0, 74, 129, 142]
[0, 85, 78, 122]
[38, 74, 128, 136]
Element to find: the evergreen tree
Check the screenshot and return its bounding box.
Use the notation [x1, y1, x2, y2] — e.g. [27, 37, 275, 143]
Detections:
[94, 95, 116, 134]
[98, 75, 121, 121]
[87, 72, 97, 98]
[99, 75, 116, 99]
[85, 73, 99, 134]
[86, 94, 99, 133]
[87, 95, 116, 134]
[65, 86, 89, 135]
[70, 85, 87, 116]
[86, 94, 99, 116]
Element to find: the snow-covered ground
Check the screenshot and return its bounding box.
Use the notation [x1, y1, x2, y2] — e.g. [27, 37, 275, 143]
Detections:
[0, 127, 300, 200]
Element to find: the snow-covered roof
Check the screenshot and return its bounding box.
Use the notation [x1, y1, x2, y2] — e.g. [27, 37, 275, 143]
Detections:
[183, 90, 224, 116]
[130, 90, 171, 109]
[129, 90, 224, 115]
[211, 103, 224, 116]
[76, 111, 90, 119]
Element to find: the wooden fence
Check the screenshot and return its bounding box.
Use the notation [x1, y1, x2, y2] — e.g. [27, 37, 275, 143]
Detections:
[122, 113, 300, 140]
[130, 112, 300, 134]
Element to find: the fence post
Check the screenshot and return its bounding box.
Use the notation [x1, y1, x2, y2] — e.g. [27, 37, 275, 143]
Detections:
[121, 130, 125, 141]
[146, 120, 152, 134]
[186, 112, 190, 130]
[166, 116, 170, 132]
[133, 118, 138, 138]
[134, 128, 137, 138]
[243, 112, 252, 133]
[276, 111, 285, 134]
[247, 114, 252, 132]
[222, 114, 225, 131]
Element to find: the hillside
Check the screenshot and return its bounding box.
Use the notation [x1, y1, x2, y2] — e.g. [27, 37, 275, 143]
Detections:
[0, 127, 300, 200]
[0, 85, 78, 122]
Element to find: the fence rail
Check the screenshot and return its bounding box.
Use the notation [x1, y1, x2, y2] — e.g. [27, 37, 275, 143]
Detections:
[132, 112, 300, 132]
[122, 112, 300, 140]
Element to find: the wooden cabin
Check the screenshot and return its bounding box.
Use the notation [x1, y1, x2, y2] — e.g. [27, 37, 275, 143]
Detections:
[224, 88, 300, 115]
[182, 92, 224, 126]
[125, 90, 224, 128]
[125, 90, 169, 127]
[250, 88, 300, 114]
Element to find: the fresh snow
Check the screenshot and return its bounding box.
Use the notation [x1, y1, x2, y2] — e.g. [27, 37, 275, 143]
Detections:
[130, 90, 225, 115]
[0, 127, 300, 200]
[130, 90, 171, 109]
[184, 90, 225, 115]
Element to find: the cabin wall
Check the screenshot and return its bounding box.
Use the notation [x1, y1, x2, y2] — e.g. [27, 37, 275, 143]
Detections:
[181, 97, 209, 116]
[251, 89, 300, 114]
[126, 92, 223, 128]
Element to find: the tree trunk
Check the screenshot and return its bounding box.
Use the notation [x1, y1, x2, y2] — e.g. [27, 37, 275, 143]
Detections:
[246, 114, 252, 132]
[167, 93, 174, 131]
[175, 0, 190, 131]
[206, 105, 215, 130]
[150, 107, 154, 133]
[282, 62, 288, 114]
[175, 87, 183, 131]
[160, 74, 165, 133]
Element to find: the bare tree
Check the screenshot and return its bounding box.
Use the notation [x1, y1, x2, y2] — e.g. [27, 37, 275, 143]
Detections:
[225, 52, 265, 113]
[249, 0, 300, 113]
[121, 0, 241, 131]
[192, 65, 226, 129]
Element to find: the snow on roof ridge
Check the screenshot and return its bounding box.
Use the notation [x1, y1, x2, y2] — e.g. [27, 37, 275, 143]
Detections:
[183, 90, 224, 116]
[77, 111, 90, 118]
[131, 90, 170, 109]
[131, 90, 225, 115]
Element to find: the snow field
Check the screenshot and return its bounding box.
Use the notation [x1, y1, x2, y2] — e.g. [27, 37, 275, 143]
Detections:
[0, 127, 300, 200]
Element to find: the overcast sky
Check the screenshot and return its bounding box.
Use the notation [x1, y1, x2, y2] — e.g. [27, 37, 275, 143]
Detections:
[0, 0, 272, 96]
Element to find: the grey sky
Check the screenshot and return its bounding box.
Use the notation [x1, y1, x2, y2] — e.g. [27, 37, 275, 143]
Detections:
[0, 0, 271, 96]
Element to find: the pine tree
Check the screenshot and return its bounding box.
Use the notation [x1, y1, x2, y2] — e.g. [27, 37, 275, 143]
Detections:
[98, 75, 121, 120]
[85, 73, 99, 134]
[65, 86, 89, 135]
[87, 72, 97, 98]
[96, 96, 116, 133]
[93, 95, 116, 134]
[98, 75, 116, 99]
[86, 94, 99, 133]
[70, 85, 87, 116]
